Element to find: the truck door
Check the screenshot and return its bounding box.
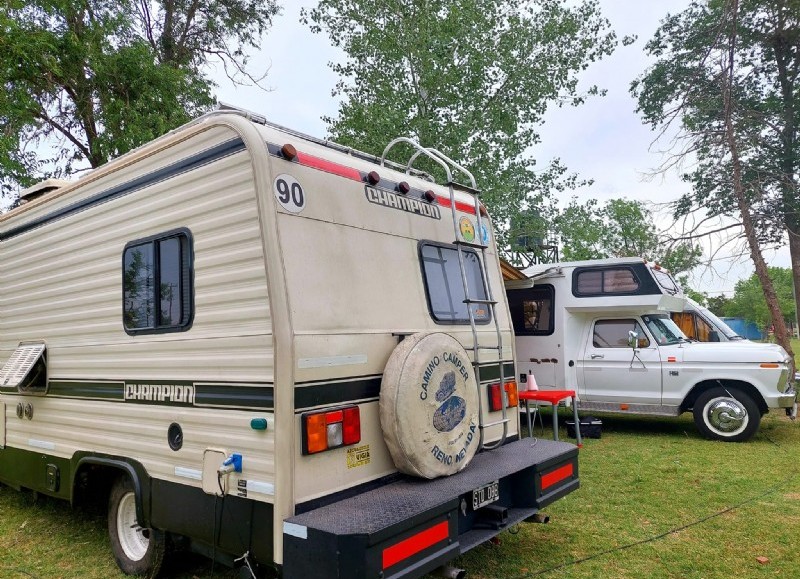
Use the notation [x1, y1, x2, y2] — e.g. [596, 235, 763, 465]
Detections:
[580, 318, 662, 404]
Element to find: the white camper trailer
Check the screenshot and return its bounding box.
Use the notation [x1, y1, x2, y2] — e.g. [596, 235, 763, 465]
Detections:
[506, 258, 796, 442]
[0, 109, 579, 579]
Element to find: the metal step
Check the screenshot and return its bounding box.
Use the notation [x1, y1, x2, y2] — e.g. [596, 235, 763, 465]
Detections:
[480, 418, 511, 429]
[446, 181, 481, 196]
[464, 345, 502, 352]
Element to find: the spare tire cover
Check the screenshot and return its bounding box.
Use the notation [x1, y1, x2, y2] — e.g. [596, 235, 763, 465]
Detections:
[380, 332, 480, 479]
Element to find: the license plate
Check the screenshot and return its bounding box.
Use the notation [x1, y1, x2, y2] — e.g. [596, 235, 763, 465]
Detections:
[472, 480, 499, 511]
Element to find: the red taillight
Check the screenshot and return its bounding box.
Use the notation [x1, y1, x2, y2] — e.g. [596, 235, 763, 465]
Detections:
[489, 383, 503, 411]
[488, 381, 518, 411]
[342, 406, 361, 445]
[302, 406, 361, 455]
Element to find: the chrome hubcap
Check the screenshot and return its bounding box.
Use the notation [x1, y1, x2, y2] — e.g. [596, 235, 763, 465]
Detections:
[117, 491, 149, 561]
[705, 398, 747, 433]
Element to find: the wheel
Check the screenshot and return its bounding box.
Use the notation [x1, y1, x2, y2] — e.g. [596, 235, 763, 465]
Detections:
[692, 387, 760, 442]
[108, 476, 165, 577]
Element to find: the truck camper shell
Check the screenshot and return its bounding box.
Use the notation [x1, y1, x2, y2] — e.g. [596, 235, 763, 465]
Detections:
[0, 109, 579, 578]
[506, 258, 796, 441]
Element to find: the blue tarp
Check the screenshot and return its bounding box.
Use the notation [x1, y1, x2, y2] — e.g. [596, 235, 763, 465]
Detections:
[721, 317, 764, 340]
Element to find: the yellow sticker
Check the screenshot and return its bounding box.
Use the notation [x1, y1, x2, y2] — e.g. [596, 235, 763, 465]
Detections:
[347, 444, 371, 469]
[459, 216, 475, 242]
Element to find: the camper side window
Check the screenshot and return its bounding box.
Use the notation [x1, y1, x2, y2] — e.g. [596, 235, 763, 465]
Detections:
[508, 285, 554, 336]
[575, 268, 640, 295]
[419, 242, 490, 324]
[123, 230, 193, 334]
[593, 319, 650, 348]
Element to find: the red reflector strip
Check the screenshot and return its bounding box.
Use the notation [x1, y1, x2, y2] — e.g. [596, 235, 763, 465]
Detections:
[541, 463, 574, 490]
[295, 151, 362, 182]
[667, 356, 677, 363]
[435, 195, 477, 215]
[382, 520, 449, 570]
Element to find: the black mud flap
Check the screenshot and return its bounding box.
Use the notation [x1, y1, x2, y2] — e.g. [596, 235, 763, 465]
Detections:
[283, 438, 579, 579]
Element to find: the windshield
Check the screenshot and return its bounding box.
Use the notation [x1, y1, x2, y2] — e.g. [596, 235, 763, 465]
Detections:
[650, 268, 680, 295]
[642, 313, 687, 345]
[697, 306, 742, 339]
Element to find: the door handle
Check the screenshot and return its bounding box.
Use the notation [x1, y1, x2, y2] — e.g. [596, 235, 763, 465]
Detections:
[590, 354, 604, 359]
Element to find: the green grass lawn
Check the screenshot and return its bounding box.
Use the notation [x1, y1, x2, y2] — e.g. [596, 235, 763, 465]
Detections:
[2, 410, 798, 579]
[445, 410, 800, 579]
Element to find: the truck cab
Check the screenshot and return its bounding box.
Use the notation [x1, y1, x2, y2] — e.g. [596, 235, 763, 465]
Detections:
[506, 258, 797, 441]
[671, 298, 746, 342]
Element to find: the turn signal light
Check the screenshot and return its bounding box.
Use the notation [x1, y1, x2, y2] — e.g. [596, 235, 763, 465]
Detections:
[488, 381, 519, 411]
[302, 405, 361, 455]
[760, 363, 780, 368]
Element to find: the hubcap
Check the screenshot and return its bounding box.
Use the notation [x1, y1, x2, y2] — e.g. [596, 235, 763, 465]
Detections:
[705, 397, 747, 434]
[117, 491, 149, 561]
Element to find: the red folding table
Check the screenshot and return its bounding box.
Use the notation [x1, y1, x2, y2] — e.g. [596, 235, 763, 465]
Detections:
[518, 389, 582, 447]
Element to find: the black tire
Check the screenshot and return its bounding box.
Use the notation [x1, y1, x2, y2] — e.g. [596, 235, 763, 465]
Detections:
[692, 387, 761, 442]
[108, 476, 165, 577]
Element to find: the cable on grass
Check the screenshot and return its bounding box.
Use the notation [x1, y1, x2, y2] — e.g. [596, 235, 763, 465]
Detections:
[503, 471, 797, 578]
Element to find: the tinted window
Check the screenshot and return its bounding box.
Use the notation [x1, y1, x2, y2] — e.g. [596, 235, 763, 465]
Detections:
[593, 319, 650, 348]
[123, 230, 193, 333]
[508, 285, 554, 336]
[576, 267, 640, 295]
[420, 243, 490, 324]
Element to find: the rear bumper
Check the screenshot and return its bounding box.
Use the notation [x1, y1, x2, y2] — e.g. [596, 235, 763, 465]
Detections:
[282, 438, 579, 579]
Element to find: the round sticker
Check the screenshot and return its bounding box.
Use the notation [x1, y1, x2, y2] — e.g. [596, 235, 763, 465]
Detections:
[273, 174, 306, 213]
[459, 217, 475, 242]
[480, 223, 490, 245]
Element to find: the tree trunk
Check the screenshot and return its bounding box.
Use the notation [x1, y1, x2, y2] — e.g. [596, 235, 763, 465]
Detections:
[723, 0, 796, 375]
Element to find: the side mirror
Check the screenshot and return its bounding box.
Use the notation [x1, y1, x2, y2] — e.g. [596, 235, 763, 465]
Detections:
[627, 330, 638, 349]
[709, 330, 720, 342]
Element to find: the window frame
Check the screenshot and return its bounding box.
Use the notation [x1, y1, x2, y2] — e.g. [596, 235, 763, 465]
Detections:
[591, 318, 651, 349]
[417, 240, 492, 325]
[122, 228, 194, 335]
[573, 266, 642, 297]
[507, 284, 555, 336]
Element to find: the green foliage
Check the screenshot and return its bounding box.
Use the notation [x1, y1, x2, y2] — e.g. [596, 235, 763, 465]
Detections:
[726, 267, 796, 330]
[556, 197, 702, 276]
[0, 0, 280, 199]
[706, 294, 732, 317]
[302, 0, 622, 250]
[634, 0, 800, 239]
[632, 0, 800, 337]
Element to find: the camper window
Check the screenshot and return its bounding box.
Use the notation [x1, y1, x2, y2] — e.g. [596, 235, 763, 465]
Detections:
[575, 267, 640, 295]
[508, 285, 554, 336]
[593, 319, 650, 348]
[123, 229, 193, 334]
[419, 242, 490, 324]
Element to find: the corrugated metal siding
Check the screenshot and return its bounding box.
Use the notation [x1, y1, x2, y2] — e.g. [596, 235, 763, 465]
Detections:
[0, 124, 277, 497]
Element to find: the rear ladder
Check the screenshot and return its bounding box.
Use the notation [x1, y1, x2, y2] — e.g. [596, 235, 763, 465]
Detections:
[380, 138, 509, 450]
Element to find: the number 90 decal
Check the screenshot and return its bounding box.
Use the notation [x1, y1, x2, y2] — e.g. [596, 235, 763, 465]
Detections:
[273, 174, 306, 213]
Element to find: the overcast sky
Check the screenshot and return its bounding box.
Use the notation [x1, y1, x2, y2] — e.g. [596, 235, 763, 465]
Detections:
[211, 0, 791, 296]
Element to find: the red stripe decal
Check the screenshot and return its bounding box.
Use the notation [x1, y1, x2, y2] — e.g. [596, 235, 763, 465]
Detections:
[382, 520, 449, 570]
[435, 195, 477, 215]
[292, 148, 478, 216]
[541, 463, 574, 490]
[295, 151, 362, 182]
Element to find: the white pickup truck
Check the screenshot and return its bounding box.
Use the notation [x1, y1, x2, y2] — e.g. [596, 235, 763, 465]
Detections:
[506, 258, 797, 441]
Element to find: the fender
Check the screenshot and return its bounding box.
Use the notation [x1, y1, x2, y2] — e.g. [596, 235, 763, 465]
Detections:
[71, 453, 151, 525]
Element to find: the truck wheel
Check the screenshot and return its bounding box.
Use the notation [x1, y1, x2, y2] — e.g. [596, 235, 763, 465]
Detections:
[693, 387, 760, 442]
[108, 476, 165, 577]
